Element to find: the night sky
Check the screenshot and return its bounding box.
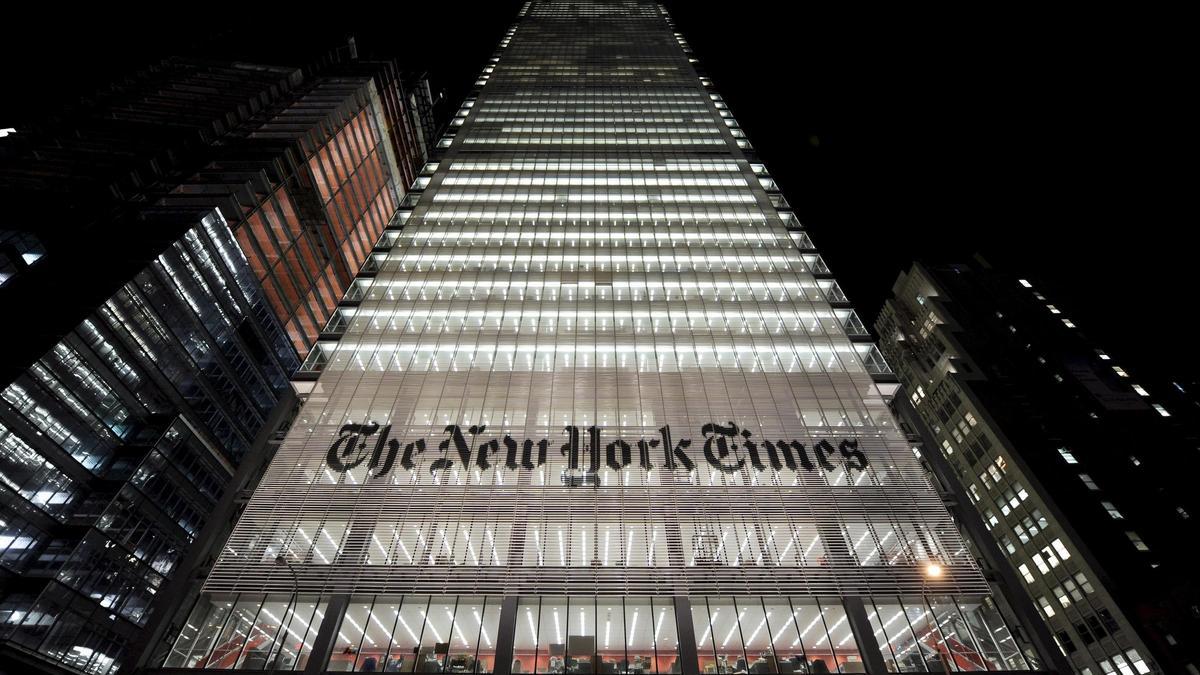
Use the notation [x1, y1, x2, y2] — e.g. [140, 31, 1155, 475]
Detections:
[3, 4, 1191, 381]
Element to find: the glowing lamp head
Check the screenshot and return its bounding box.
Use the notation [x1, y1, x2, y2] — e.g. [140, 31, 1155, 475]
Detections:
[925, 563, 943, 578]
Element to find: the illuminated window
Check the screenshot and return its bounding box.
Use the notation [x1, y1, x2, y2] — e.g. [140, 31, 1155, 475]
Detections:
[1018, 564, 1035, 583]
[1037, 596, 1056, 617]
[1126, 531, 1149, 552]
[1050, 539, 1071, 561]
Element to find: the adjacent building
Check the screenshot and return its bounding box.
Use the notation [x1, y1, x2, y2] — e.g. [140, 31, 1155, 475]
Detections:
[0, 47, 433, 674]
[152, 3, 1050, 675]
[876, 258, 1199, 674]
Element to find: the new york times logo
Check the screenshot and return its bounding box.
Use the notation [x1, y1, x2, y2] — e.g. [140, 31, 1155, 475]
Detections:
[326, 422, 867, 481]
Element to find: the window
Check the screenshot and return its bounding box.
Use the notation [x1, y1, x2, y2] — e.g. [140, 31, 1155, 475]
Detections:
[996, 484, 1028, 516]
[1019, 279, 1033, 288]
[1079, 474, 1100, 491]
[1126, 531, 1149, 551]
[1131, 384, 1149, 396]
[1058, 447, 1079, 464]
[1032, 553, 1049, 574]
[984, 510, 999, 529]
[986, 464, 1003, 484]
[164, 593, 329, 670]
[1018, 564, 1035, 583]
[1032, 510, 1048, 530]
[1074, 572, 1095, 594]
[1102, 502, 1124, 519]
[1125, 649, 1151, 674]
[1040, 547, 1061, 568]
[692, 597, 859, 674]
[1153, 404, 1171, 417]
[1054, 631, 1076, 654]
[527, 596, 679, 674]
[1050, 539, 1071, 561]
[1053, 584, 1073, 608]
[1098, 609, 1120, 634]
[1037, 596, 1056, 618]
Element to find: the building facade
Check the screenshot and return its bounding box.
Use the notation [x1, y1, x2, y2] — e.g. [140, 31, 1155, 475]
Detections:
[0, 209, 299, 675]
[155, 54, 430, 358]
[155, 2, 1044, 674]
[876, 259, 1199, 674]
[1, 48, 433, 675]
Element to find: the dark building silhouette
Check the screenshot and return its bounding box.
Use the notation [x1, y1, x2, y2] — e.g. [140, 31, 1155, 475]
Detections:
[877, 258, 1199, 674]
[0, 46, 433, 675]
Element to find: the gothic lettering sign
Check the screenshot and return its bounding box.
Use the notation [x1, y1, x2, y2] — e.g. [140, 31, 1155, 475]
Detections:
[326, 422, 868, 480]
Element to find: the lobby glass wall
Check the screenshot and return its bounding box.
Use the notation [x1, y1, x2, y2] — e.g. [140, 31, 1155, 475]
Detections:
[514, 596, 678, 674]
[863, 596, 1029, 673]
[690, 598, 859, 674]
[331, 595, 501, 673]
[164, 594, 1029, 673]
[164, 594, 329, 671]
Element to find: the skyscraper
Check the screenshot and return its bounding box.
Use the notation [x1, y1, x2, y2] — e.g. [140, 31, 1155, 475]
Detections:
[155, 2, 1047, 673]
[0, 49, 433, 675]
[876, 259, 1198, 674]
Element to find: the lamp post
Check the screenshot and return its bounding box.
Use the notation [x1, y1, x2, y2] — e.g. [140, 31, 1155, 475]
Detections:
[269, 553, 301, 674]
[921, 561, 952, 674]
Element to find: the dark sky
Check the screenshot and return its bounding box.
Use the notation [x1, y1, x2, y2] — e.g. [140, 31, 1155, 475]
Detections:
[2, 5, 1192, 381]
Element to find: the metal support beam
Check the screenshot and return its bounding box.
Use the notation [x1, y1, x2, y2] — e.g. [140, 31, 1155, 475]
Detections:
[304, 594, 350, 675]
[842, 596, 889, 674]
[493, 596, 519, 675]
[673, 597, 699, 675]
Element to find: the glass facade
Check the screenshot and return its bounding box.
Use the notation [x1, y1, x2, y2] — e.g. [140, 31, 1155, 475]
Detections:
[0, 211, 297, 674]
[225, 76, 410, 357]
[165, 1, 1034, 673]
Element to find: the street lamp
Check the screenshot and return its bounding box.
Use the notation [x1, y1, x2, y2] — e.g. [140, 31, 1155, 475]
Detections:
[921, 560, 951, 674]
[269, 554, 301, 674]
